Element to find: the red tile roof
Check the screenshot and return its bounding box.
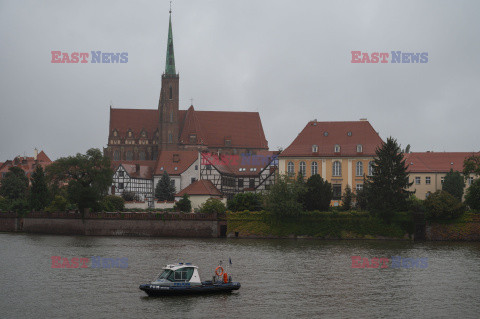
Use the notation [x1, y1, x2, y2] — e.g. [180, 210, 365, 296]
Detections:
[404, 152, 480, 173]
[0, 151, 53, 179]
[280, 120, 383, 157]
[175, 180, 222, 197]
[109, 108, 159, 138]
[109, 106, 268, 150]
[112, 161, 156, 179]
[154, 150, 198, 176]
[201, 150, 278, 176]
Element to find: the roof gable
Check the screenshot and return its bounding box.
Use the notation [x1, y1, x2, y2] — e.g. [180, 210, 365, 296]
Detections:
[154, 150, 198, 176]
[176, 180, 222, 197]
[405, 152, 480, 173]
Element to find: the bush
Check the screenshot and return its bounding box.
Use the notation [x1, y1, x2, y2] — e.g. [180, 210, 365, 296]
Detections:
[442, 169, 465, 201]
[406, 195, 425, 213]
[174, 194, 192, 213]
[45, 195, 69, 212]
[0, 196, 9, 211]
[424, 190, 465, 220]
[465, 179, 480, 211]
[302, 174, 332, 212]
[265, 175, 303, 218]
[101, 195, 125, 212]
[9, 198, 30, 214]
[121, 191, 140, 202]
[199, 198, 226, 214]
[227, 193, 263, 212]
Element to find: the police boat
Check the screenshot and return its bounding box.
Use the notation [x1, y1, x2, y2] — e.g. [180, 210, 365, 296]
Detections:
[139, 263, 241, 296]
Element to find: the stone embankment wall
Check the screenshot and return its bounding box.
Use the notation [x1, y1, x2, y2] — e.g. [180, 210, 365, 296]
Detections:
[0, 211, 226, 238]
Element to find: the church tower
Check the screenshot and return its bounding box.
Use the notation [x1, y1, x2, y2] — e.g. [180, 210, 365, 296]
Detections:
[158, 9, 180, 151]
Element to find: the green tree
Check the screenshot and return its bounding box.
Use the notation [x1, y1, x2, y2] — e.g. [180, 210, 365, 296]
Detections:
[0, 167, 29, 200]
[342, 185, 353, 211]
[465, 179, 480, 211]
[424, 190, 465, 220]
[45, 195, 69, 212]
[199, 198, 226, 214]
[265, 174, 303, 218]
[46, 148, 113, 212]
[101, 195, 125, 211]
[227, 192, 263, 212]
[155, 171, 176, 201]
[29, 165, 50, 211]
[302, 174, 332, 211]
[365, 137, 413, 223]
[463, 154, 480, 177]
[174, 194, 192, 212]
[442, 169, 465, 201]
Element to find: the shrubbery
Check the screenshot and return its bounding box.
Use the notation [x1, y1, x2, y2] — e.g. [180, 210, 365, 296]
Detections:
[101, 195, 125, 212]
[424, 190, 465, 220]
[465, 179, 480, 211]
[227, 192, 263, 212]
[199, 198, 226, 214]
[174, 194, 192, 212]
[45, 195, 69, 212]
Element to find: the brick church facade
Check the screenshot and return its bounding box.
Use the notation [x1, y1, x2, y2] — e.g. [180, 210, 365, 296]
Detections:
[104, 11, 269, 162]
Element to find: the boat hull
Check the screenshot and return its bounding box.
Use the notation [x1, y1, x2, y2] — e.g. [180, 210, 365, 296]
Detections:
[139, 282, 241, 296]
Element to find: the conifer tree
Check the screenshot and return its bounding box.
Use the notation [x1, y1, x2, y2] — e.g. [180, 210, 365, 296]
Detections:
[442, 169, 465, 201]
[30, 165, 50, 211]
[155, 171, 176, 201]
[365, 137, 413, 223]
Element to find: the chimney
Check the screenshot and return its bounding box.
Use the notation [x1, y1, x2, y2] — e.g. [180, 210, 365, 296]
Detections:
[34, 148, 38, 160]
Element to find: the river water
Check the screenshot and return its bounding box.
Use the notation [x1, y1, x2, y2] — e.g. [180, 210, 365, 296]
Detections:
[1, 233, 479, 318]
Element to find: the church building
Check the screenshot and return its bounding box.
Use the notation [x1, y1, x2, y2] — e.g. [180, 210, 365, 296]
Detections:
[104, 11, 269, 162]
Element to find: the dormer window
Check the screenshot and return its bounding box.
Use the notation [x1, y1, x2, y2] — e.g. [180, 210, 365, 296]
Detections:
[189, 134, 197, 144]
[357, 144, 363, 153]
[334, 144, 341, 153]
[312, 145, 318, 153]
[347, 131, 352, 136]
[225, 139, 231, 147]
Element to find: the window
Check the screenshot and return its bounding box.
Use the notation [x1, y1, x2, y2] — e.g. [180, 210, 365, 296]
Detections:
[311, 162, 318, 175]
[312, 145, 318, 153]
[287, 162, 294, 176]
[128, 131, 133, 138]
[468, 177, 474, 185]
[139, 151, 146, 160]
[113, 150, 120, 161]
[249, 179, 255, 189]
[347, 131, 352, 136]
[426, 176, 431, 185]
[323, 132, 329, 136]
[195, 165, 198, 171]
[426, 192, 431, 198]
[238, 179, 244, 188]
[118, 171, 124, 177]
[415, 177, 421, 185]
[332, 184, 342, 200]
[334, 145, 341, 153]
[206, 164, 212, 170]
[126, 151, 133, 161]
[356, 184, 363, 191]
[356, 161, 363, 176]
[333, 161, 342, 176]
[225, 139, 231, 147]
[169, 86, 173, 100]
[118, 183, 124, 190]
[299, 161, 306, 176]
[170, 111, 174, 123]
[113, 130, 118, 137]
[168, 133, 173, 143]
[166, 268, 194, 282]
[191, 177, 196, 184]
[368, 161, 374, 176]
[357, 144, 363, 153]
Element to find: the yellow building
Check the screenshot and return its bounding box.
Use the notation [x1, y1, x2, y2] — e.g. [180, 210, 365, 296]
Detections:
[405, 152, 479, 200]
[278, 120, 383, 206]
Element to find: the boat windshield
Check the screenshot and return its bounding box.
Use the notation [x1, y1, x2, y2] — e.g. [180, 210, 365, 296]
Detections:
[156, 270, 172, 281]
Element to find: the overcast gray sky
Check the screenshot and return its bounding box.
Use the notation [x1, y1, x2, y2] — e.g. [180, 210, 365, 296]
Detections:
[0, 0, 479, 162]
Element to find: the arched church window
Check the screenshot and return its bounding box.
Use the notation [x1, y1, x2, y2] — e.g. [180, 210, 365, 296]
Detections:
[139, 152, 146, 160]
[113, 150, 120, 161]
[126, 151, 133, 161]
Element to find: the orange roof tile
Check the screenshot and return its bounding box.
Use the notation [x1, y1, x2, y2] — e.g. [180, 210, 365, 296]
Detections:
[404, 152, 480, 173]
[112, 161, 156, 179]
[109, 108, 160, 138]
[280, 121, 383, 157]
[154, 150, 198, 176]
[176, 180, 222, 197]
[201, 150, 278, 176]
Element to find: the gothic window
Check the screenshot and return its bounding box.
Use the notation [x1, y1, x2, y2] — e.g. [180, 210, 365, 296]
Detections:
[141, 131, 146, 138]
[126, 151, 133, 161]
[368, 161, 374, 176]
[333, 161, 342, 176]
[311, 161, 318, 175]
[189, 134, 197, 144]
[287, 161, 294, 176]
[113, 150, 120, 161]
[299, 161, 306, 176]
[168, 133, 173, 143]
[139, 151, 146, 160]
[128, 131, 133, 138]
[356, 161, 363, 176]
[169, 86, 173, 100]
[170, 111, 173, 123]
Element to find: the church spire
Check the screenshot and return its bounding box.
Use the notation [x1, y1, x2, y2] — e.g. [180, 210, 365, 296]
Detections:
[165, 6, 176, 75]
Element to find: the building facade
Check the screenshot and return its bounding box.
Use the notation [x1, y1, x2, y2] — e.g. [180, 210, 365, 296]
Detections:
[278, 120, 383, 206]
